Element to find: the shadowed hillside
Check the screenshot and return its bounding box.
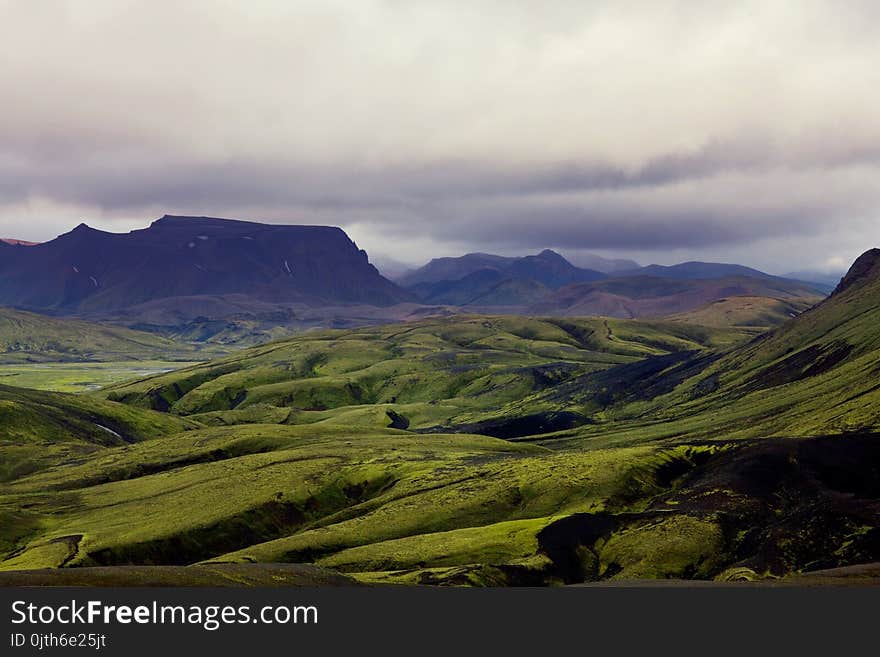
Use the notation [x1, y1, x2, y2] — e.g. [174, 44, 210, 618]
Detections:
[0, 216, 413, 313]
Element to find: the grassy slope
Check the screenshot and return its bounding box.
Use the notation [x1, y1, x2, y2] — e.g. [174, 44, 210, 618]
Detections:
[99, 315, 746, 431]
[0, 307, 215, 363]
[0, 384, 195, 483]
[553, 251, 880, 447]
[3, 257, 880, 585]
[0, 316, 750, 583]
[0, 361, 206, 393]
[667, 295, 819, 330]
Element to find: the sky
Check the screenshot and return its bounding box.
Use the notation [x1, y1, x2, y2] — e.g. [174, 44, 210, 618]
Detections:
[1, 0, 879, 274]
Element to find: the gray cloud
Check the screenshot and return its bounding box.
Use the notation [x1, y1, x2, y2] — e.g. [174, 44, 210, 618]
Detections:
[1, 0, 880, 272]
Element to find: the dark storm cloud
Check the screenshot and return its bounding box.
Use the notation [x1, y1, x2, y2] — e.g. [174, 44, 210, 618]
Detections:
[1, 1, 880, 269]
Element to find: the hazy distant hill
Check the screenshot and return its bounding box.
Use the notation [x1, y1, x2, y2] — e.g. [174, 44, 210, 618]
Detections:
[0, 306, 206, 362]
[402, 249, 605, 305]
[402, 252, 826, 319]
[401, 250, 605, 287]
[0, 216, 413, 313]
[562, 252, 639, 273]
[617, 261, 772, 279]
[529, 275, 824, 318]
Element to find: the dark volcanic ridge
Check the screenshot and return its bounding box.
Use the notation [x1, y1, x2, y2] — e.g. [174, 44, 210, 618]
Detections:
[0, 215, 413, 313]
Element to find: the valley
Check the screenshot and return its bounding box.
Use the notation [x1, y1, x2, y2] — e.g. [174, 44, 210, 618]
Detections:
[0, 219, 877, 587]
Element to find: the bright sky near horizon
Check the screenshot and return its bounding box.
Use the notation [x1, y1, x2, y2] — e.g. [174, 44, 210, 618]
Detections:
[1, 0, 879, 273]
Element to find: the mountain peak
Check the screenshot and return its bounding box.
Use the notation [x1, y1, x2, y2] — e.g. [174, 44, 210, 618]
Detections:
[833, 248, 880, 295]
[0, 217, 412, 311]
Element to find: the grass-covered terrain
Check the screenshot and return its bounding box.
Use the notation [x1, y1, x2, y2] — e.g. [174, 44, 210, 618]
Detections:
[0, 305, 222, 392]
[667, 295, 819, 331]
[100, 315, 747, 433]
[2, 252, 880, 586]
[0, 307, 218, 363]
[0, 361, 203, 392]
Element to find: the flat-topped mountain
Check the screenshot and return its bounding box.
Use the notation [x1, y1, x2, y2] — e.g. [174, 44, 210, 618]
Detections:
[0, 216, 413, 312]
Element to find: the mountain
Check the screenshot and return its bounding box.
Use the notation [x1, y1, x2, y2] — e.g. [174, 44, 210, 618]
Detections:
[618, 261, 830, 290]
[397, 252, 514, 287]
[0, 216, 413, 313]
[617, 261, 773, 280]
[407, 268, 552, 306]
[400, 250, 605, 288]
[529, 275, 824, 318]
[562, 252, 640, 273]
[401, 249, 605, 304]
[401, 253, 826, 319]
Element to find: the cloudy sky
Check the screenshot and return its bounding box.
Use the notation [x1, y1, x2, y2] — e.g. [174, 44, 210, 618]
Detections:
[2, 0, 879, 273]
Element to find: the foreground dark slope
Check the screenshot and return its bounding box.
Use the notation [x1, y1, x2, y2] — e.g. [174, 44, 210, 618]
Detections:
[0, 215, 412, 312]
[2, 253, 880, 585]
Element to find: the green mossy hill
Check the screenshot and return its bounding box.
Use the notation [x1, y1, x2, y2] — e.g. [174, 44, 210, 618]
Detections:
[100, 315, 746, 435]
[3, 424, 877, 584]
[0, 384, 195, 483]
[0, 306, 213, 363]
[3, 252, 880, 585]
[537, 248, 880, 448]
[667, 295, 819, 331]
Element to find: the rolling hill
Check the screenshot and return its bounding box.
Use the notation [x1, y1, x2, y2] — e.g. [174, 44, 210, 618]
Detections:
[618, 261, 782, 280]
[1, 250, 879, 586]
[666, 296, 818, 330]
[529, 275, 824, 319]
[0, 306, 212, 363]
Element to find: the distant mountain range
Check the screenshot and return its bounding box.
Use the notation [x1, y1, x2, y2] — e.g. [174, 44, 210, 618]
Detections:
[400, 250, 606, 305]
[0, 216, 413, 313]
[528, 275, 823, 319]
[399, 249, 827, 317]
[561, 251, 639, 274]
[0, 216, 830, 334]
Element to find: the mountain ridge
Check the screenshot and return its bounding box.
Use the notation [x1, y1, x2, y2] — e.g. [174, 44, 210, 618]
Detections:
[0, 215, 413, 313]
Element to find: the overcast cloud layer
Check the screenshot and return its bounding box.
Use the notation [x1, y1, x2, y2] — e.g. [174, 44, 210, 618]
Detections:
[2, 0, 879, 273]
